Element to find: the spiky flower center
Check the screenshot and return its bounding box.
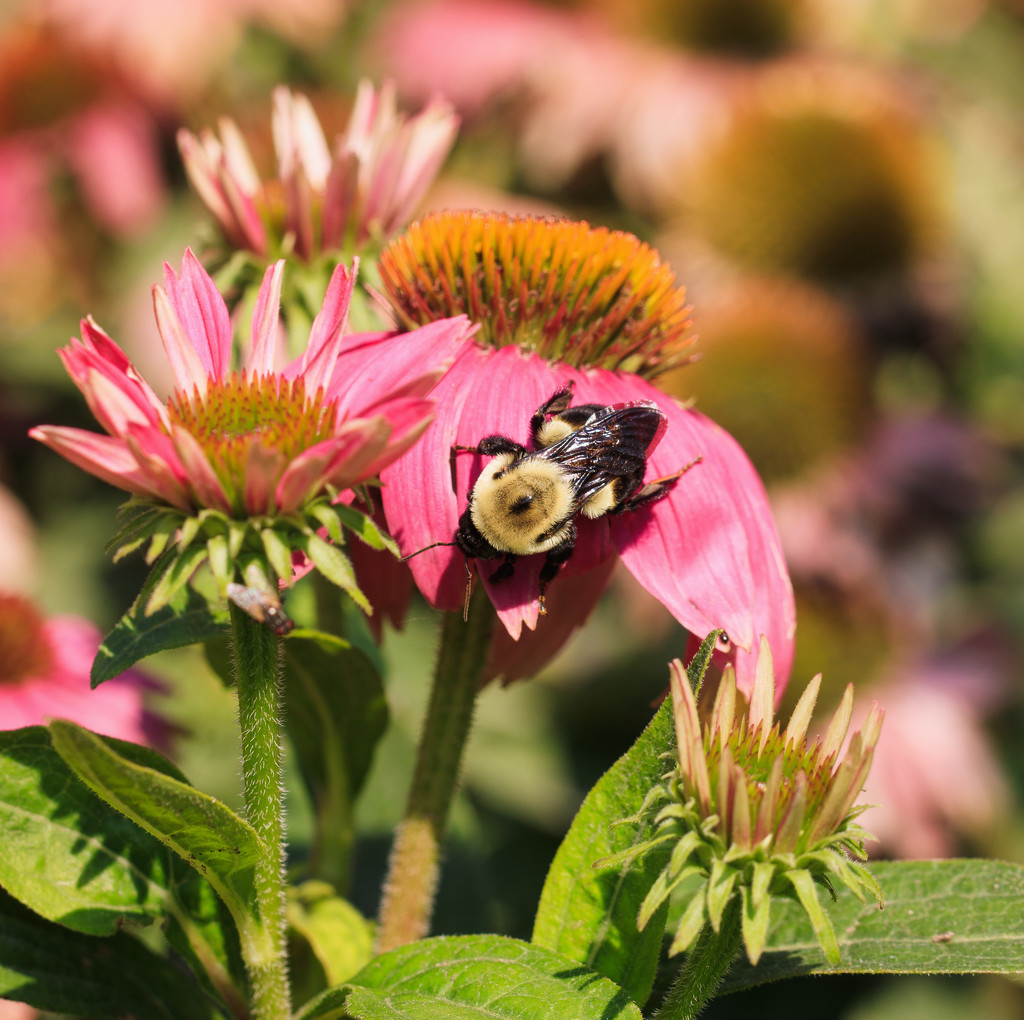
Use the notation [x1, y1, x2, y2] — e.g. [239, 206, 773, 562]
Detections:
[706, 717, 833, 837]
[0, 594, 55, 687]
[378, 211, 695, 377]
[168, 372, 338, 514]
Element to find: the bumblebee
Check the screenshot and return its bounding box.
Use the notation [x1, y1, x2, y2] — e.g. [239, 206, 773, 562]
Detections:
[450, 381, 696, 613]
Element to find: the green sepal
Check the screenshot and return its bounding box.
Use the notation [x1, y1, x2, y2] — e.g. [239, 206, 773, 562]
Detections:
[308, 502, 345, 544]
[784, 868, 840, 965]
[638, 863, 703, 932]
[305, 533, 370, 612]
[145, 542, 210, 614]
[687, 628, 722, 698]
[261, 526, 296, 583]
[706, 860, 739, 932]
[335, 501, 399, 555]
[207, 533, 231, 587]
[669, 884, 709, 956]
[740, 882, 773, 965]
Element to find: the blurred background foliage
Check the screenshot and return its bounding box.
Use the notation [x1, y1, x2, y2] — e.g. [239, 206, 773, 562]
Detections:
[3, 0, 1024, 1016]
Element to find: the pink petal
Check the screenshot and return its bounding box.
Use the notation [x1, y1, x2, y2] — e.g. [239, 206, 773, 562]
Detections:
[122, 424, 194, 510]
[275, 424, 387, 513]
[159, 248, 232, 382]
[170, 425, 232, 513]
[290, 260, 358, 392]
[247, 260, 286, 376]
[28, 426, 172, 503]
[152, 285, 212, 395]
[243, 442, 287, 516]
[326, 316, 476, 420]
[583, 373, 796, 694]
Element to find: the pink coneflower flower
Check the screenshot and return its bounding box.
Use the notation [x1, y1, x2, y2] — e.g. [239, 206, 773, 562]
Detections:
[30, 248, 474, 611]
[375, 212, 796, 690]
[0, 594, 158, 745]
[177, 81, 459, 263]
[609, 638, 883, 965]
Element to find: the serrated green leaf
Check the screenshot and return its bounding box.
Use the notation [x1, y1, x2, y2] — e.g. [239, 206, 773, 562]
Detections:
[724, 859, 1024, 990]
[92, 579, 228, 686]
[0, 887, 224, 1020]
[296, 935, 643, 1020]
[305, 534, 370, 612]
[47, 719, 265, 936]
[531, 696, 676, 1007]
[283, 633, 388, 889]
[334, 502, 399, 555]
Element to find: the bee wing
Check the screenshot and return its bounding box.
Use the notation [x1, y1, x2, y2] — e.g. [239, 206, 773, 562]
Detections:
[541, 402, 666, 501]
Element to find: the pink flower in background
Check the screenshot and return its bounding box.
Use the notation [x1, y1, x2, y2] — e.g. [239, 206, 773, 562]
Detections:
[178, 81, 459, 260]
[30, 249, 474, 518]
[0, 594, 159, 746]
[376, 212, 795, 690]
[856, 654, 1011, 859]
[35, 0, 344, 105]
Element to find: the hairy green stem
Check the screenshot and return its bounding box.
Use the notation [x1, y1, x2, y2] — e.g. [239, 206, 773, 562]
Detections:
[230, 604, 290, 1020]
[376, 591, 495, 952]
[651, 900, 743, 1020]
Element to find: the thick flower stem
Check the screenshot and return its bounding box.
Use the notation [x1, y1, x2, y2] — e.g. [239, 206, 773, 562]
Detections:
[230, 604, 291, 1020]
[376, 592, 495, 952]
[651, 899, 743, 1020]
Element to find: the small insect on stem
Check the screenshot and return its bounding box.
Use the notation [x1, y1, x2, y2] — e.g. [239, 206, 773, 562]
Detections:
[227, 582, 295, 636]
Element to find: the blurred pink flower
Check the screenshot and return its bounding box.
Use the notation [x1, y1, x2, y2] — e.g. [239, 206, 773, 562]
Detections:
[0, 594, 159, 745]
[0, 486, 38, 591]
[373, 0, 755, 211]
[30, 249, 474, 517]
[36, 0, 345, 105]
[178, 81, 458, 260]
[66, 101, 165, 238]
[857, 657, 1011, 859]
[0, 996, 36, 1020]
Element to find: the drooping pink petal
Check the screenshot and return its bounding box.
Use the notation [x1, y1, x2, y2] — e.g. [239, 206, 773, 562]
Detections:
[122, 424, 193, 511]
[247, 260, 286, 376]
[27, 426, 171, 503]
[159, 248, 232, 381]
[79, 317, 168, 424]
[583, 373, 796, 693]
[341, 397, 436, 482]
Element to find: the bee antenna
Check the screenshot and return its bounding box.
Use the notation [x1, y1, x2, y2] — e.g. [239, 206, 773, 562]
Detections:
[462, 558, 473, 622]
[401, 540, 457, 562]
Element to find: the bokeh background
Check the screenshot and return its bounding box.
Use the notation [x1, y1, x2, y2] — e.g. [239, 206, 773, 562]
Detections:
[3, 0, 1024, 1016]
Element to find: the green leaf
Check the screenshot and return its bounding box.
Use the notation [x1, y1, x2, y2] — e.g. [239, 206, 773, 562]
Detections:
[283, 633, 389, 888]
[531, 696, 675, 1007]
[0, 727, 187, 935]
[296, 935, 643, 1020]
[723, 859, 1024, 990]
[0, 886, 223, 1020]
[92, 575, 228, 686]
[287, 881, 373, 986]
[47, 719, 266, 934]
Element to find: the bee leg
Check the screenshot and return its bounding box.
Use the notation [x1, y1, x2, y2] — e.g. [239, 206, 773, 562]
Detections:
[622, 456, 703, 512]
[489, 553, 518, 585]
[537, 525, 577, 615]
[529, 382, 576, 443]
[477, 435, 529, 457]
